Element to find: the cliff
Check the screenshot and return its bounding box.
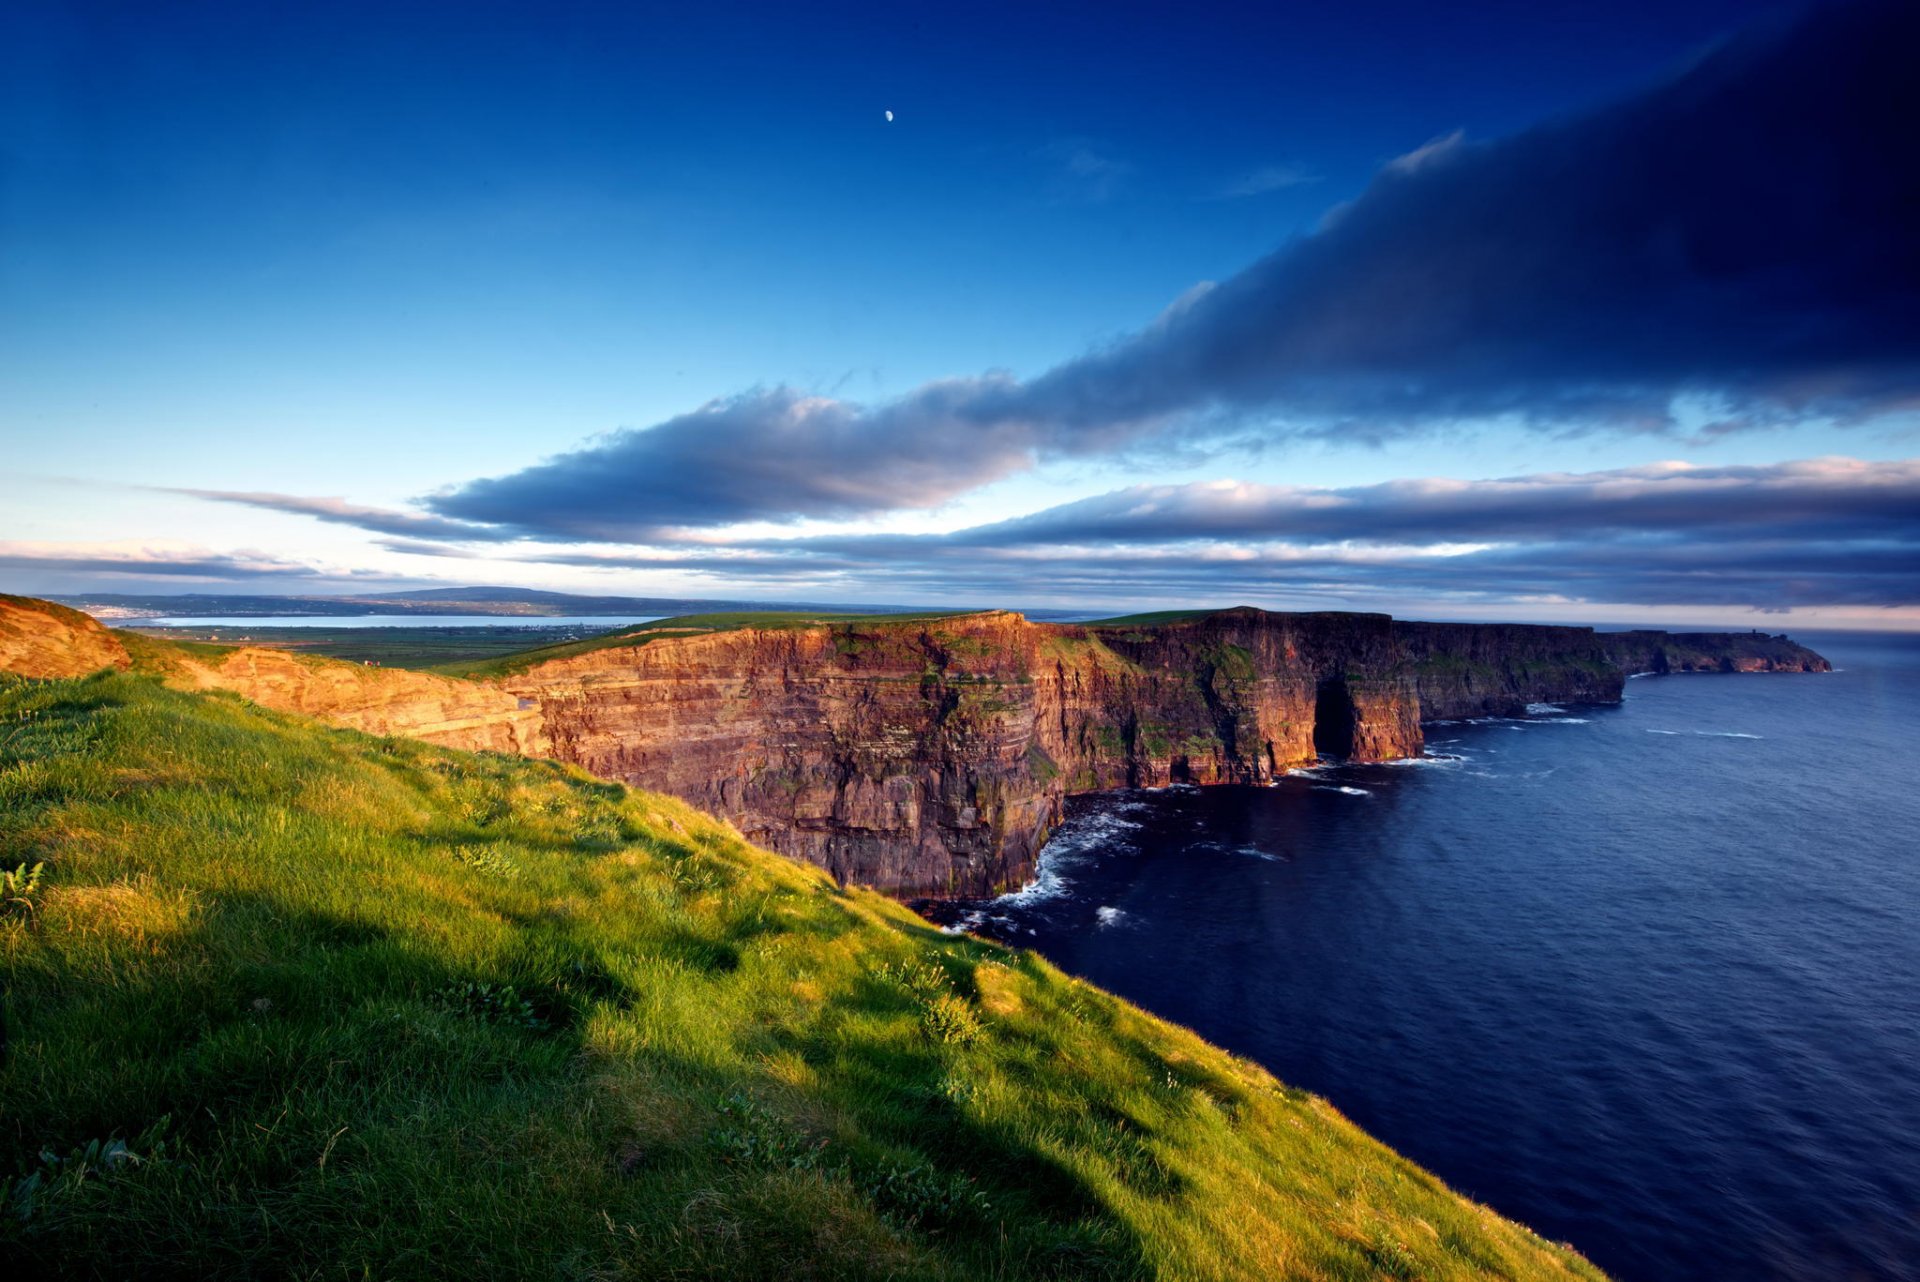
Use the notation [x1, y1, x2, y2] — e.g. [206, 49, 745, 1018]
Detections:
[1600, 629, 1833, 674]
[0, 596, 542, 755]
[0, 596, 1829, 897]
[495, 608, 1826, 895]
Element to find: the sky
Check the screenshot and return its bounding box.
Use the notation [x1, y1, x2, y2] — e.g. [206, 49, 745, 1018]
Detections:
[4, 0, 1917, 627]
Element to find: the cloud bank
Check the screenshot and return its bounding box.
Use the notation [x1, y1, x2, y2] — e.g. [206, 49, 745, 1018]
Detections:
[173, 490, 514, 543]
[492, 456, 1918, 612]
[0, 542, 340, 582]
[420, 0, 1919, 541]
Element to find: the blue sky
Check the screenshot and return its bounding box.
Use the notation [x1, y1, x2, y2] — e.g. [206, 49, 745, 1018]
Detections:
[5, 0, 1917, 626]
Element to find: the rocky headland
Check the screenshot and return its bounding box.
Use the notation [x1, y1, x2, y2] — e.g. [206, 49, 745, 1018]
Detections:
[0, 594, 1828, 897]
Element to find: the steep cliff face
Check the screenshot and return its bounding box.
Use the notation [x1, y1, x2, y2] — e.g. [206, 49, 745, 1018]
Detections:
[1393, 621, 1626, 719]
[502, 613, 1052, 893]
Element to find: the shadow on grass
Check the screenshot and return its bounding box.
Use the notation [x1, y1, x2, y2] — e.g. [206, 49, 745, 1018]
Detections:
[1, 888, 1155, 1281]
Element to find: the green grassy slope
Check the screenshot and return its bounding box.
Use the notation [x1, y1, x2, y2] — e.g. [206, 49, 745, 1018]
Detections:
[0, 670, 1602, 1281]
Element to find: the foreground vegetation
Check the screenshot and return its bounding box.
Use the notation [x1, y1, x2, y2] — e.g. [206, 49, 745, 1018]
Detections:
[0, 669, 1602, 1280]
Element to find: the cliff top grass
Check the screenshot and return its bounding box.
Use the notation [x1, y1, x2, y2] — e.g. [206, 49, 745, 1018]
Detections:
[0, 668, 1603, 1281]
[1078, 609, 1221, 627]
[438, 610, 986, 679]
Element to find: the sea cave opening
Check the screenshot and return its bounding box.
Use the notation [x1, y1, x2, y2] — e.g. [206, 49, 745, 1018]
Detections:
[1313, 676, 1356, 759]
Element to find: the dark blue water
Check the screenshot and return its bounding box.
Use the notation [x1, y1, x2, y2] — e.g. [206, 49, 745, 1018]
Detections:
[960, 633, 1920, 1282]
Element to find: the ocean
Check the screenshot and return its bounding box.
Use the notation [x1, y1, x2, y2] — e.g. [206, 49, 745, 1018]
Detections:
[944, 631, 1920, 1281]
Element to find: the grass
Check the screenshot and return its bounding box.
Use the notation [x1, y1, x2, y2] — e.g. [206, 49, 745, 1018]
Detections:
[437, 612, 979, 680]
[0, 670, 1604, 1280]
[1078, 610, 1221, 628]
[117, 625, 645, 671]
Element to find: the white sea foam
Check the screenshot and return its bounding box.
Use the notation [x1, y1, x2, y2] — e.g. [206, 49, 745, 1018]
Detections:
[1197, 839, 1289, 862]
[1314, 784, 1373, 796]
[990, 802, 1143, 908]
[992, 858, 1075, 909]
[1526, 702, 1567, 715]
[1696, 731, 1763, 739]
[1095, 906, 1129, 927]
[1645, 729, 1683, 735]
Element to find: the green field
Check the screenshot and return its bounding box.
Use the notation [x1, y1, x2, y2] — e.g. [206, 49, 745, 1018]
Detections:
[437, 611, 976, 679]
[124, 624, 641, 671]
[0, 665, 1600, 1280]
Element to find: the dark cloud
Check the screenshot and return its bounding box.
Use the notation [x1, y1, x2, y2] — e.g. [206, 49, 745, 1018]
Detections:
[174, 490, 516, 542]
[424, 384, 1053, 541]
[939, 458, 1920, 548]
[0, 545, 338, 582]
[419, 0, 1919, 540]
[498, 457, 1920, 611]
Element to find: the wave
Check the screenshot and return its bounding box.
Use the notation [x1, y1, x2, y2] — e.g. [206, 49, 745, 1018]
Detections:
[1095, 906, 1130, 927]
[991, 801, 1145, 908]
[1193, 840, 1287, 862]
[1646, 728, 1762, 739]
[1526, 702, 1566, 715]
[1314, 784, 1373, 796]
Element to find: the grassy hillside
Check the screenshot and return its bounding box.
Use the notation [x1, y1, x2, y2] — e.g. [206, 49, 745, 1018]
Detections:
[0, 669, 1602, 1280]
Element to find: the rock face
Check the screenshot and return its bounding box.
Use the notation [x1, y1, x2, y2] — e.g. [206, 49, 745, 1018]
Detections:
[500, 609, 1828, 895]
[1393, 621, 1627, 720]
[170, 649, 547, 755]
[1600, 630, 1834, 675]
[0, 595, 131, 678]
[0, 595, 1830, 897]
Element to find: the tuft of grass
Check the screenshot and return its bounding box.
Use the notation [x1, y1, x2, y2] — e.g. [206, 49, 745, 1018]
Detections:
[0, 669, 1606, 1280]
[1, 860, 44, 920]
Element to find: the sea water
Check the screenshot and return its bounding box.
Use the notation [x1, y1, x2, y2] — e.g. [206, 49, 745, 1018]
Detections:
[951, 632, 1920, 1281]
